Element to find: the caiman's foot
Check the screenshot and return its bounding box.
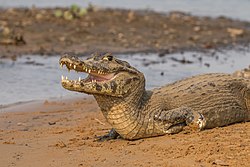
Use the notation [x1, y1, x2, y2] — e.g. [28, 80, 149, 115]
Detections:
[154, 107, 207, 134]
[94, 128, 121, 142]
[163, 113, 206, 134]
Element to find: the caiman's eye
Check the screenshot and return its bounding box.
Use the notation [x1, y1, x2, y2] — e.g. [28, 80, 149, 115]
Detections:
[103, 55, 113, 61]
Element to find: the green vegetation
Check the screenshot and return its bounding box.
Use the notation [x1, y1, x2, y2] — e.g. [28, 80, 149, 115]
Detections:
[54, 4, 88, 20]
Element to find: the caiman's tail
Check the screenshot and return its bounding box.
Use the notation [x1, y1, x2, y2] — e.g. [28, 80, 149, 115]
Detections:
[235, 65, 250, 120]
[246, 88, 250, 121]
[233, 65, 250, 119]
[233, 65, 250, 79]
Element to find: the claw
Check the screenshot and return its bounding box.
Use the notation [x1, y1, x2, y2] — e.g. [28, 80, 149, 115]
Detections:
[94, 128, 120, 142]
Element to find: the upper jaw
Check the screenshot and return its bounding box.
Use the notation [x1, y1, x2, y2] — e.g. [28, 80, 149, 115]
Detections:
[59, 55, 116, 84]
[59, 56, 109, 75]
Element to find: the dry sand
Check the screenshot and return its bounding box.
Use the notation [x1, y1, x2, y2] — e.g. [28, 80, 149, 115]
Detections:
[0, 97, 249, 167]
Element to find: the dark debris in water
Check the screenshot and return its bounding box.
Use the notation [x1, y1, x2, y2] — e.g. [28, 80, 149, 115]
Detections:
[170, 57, 193, 64]
[23, 61, 44, 66]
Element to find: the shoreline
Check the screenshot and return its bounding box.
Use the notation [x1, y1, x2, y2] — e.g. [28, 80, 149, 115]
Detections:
[0, 96, 92, 113]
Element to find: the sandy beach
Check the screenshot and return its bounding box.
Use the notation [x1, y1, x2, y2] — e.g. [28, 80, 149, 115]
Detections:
[0, 97, 249, 167]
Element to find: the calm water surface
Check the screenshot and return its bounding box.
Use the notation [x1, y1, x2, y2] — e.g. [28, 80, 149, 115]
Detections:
[0, 50, 250, 105]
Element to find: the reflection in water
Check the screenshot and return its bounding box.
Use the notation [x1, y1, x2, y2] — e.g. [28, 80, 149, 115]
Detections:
[0, 50, 250, 105]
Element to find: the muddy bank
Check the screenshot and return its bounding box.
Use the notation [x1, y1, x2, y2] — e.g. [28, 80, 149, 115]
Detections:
[0, 98, 249, 167]
[1, 7, 250, 59]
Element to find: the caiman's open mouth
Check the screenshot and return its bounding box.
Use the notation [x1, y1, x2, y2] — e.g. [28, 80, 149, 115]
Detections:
[60, 60, 115, 84]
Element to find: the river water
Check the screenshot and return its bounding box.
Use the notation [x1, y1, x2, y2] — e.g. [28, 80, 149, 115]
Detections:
[0, 0, 250, 21]
[1, 1, 250, 105]
[1, 50, 250, 105]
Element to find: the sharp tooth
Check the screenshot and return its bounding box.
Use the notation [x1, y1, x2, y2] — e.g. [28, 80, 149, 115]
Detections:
[70, 63, 72, 67]
[78, 77, 81, 81]
[74, 65, 76, 69]
[61, 75, 64, 80]
[66, 76, 68, 80]
[60, 63, 63, 69]
[85, 69, 88, 72]
[88, 69, 91, 73]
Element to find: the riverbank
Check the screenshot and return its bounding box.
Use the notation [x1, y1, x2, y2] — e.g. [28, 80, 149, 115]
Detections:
[1, 7, 250, 59]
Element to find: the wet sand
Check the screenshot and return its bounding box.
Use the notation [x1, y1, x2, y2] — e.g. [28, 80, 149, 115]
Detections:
[0, 97, 249, 167]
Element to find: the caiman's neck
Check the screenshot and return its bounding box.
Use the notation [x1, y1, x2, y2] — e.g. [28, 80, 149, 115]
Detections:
[93, 83, 156, 140]
[93, 86, 148, 115]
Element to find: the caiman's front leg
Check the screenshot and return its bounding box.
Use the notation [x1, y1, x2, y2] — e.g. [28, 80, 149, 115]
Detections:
[153, 107, 206, 134]
[95, 128, 121, 142]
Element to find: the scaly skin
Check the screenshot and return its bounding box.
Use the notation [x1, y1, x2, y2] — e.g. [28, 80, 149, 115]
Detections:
[59, 53, 250, 140]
